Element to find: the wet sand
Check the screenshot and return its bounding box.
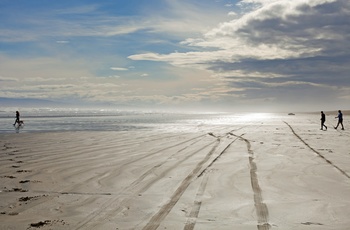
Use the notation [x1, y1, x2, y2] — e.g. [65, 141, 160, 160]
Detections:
[1, 114, 350, 229]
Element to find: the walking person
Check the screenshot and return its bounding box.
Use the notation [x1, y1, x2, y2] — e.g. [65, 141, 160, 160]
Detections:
[335, 110, 344, 130]
[320, 111, 327, 130]
[13, 111, 20, 126]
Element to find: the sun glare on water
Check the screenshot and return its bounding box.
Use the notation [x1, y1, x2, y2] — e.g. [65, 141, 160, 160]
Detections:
[238, 113, 274, 122]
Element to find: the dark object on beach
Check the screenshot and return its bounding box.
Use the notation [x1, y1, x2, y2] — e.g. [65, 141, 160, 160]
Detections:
[334, 110, 344, 130]
[13, 111, 21, 125]
[320, 111, 327, 130]
[13, 111, 24, 128]
[288, 113, 295, 115]
[30, 220, 51, 228]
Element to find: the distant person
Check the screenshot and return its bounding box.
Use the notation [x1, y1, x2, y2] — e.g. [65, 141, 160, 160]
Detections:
[320, 111, 327, 130]
[13, 111, 21, 126]
[335, 110, 344, 130]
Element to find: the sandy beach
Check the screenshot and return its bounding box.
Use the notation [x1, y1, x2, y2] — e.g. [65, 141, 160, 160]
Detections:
[1, 113, 350, 230]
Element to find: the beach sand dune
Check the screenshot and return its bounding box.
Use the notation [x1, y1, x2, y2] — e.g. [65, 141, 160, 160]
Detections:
[1, 115, 350, 229]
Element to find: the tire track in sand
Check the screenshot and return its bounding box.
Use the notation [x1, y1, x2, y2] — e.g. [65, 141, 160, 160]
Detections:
[183, 133, 239, 230]
[183, 174, 209, 230]
[284, 121, 350, 179]
[229, 133, 270, 230]
[75, 134, 218, 230]
[197, 132, 238, 178]
[142, 136, 222, 230]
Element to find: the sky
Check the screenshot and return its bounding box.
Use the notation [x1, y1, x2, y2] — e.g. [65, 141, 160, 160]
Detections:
[1, 0, 350, 112]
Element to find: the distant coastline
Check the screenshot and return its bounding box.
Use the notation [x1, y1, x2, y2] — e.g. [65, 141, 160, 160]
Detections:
[307, 110, 350, 115]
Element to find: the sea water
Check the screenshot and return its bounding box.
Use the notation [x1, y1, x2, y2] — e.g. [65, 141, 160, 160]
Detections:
[0, 108, 228, 133]
[0, 107, 295, 134]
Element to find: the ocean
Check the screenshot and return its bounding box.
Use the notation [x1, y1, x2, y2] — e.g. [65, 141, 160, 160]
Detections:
[0, 107, 306, 134]
[0, 107, 247, 134]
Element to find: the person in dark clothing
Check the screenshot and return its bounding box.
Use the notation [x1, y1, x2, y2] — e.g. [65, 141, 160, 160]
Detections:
[335, 110, 344, 130]
[13, 111, 20, 126]
[320, 111, 327, 130]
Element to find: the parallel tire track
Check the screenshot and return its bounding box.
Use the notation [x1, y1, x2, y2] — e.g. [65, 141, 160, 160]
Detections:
[183, 174, 209, 230]
[198, 134, 238, 177]
[229, 133, 270, 230]
[183, 134, 240, 230]
[142, 139, 221, 230]
[1, 132, 212, 230]
[142, 131, 246, 230]
[75, 135, 216, 230]
[284, 121, 350, 179]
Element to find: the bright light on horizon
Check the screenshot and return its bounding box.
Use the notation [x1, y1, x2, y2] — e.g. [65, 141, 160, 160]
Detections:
[237, 113, 275, 122]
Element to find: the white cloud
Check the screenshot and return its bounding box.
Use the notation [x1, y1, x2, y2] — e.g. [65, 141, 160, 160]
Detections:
[144, 0, 231, 37]
[227, 11, 238, 17]
[110, 67, 128, 71]
[56, 40, 69, 44]
[128, 0, 350, 110]
[0, 76, 18, 82]
[131, 0, 350, 72]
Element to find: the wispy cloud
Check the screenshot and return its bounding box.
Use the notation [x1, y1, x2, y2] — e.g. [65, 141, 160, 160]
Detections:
[110, 67, 128, 71]
[56, 40, 70, 44]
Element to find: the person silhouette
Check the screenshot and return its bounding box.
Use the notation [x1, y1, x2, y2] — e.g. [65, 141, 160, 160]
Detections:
[13, 111, 20, 126]
[335, 110, 344, 130]
[320, 111, 327, 130]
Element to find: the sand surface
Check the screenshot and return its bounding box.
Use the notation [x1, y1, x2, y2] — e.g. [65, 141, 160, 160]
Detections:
[1, 114, 350, 230]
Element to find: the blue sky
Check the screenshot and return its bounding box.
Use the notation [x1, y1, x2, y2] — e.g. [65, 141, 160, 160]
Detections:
[1, 0, 350, 112]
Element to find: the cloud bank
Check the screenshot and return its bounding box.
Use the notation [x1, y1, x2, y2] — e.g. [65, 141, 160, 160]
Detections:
[129, 0, 350, 111]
